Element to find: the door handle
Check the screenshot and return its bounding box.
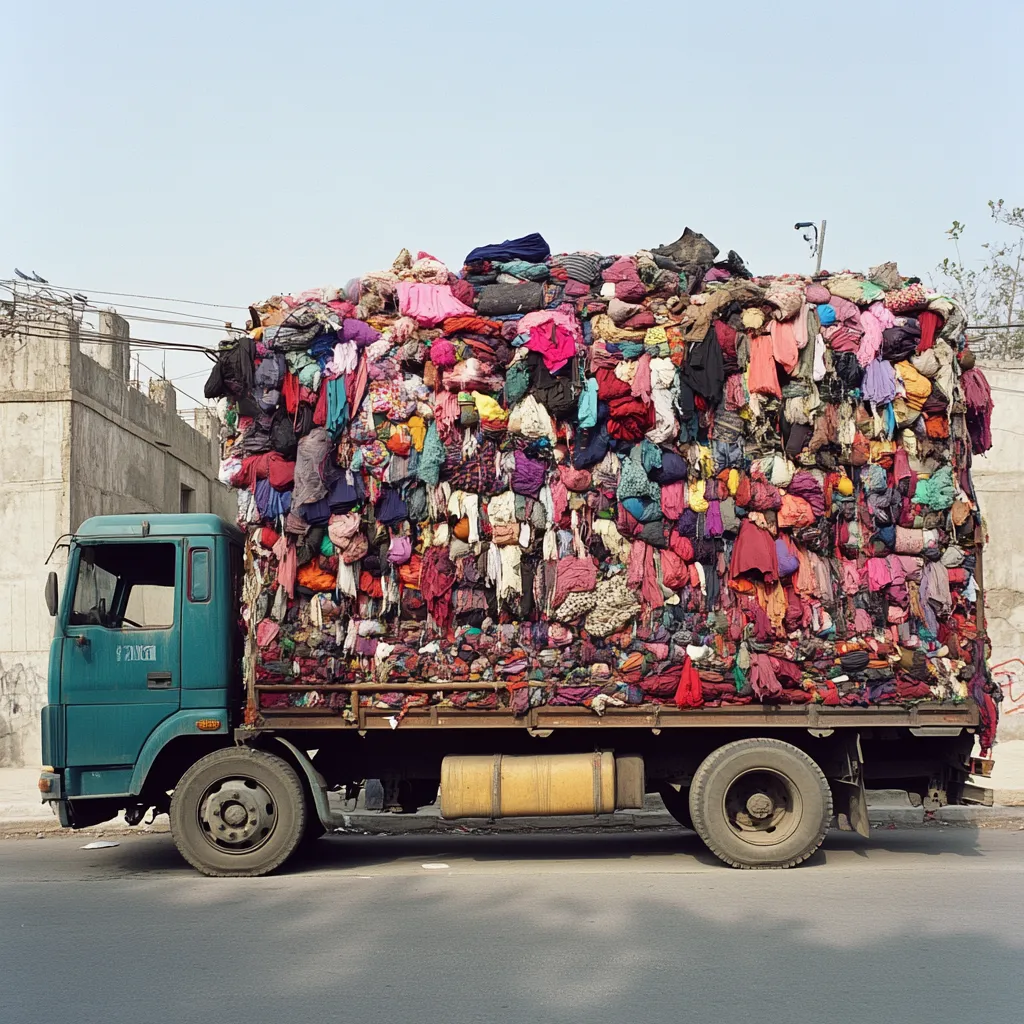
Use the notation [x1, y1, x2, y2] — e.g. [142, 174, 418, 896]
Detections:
[147, 672, 174, 690]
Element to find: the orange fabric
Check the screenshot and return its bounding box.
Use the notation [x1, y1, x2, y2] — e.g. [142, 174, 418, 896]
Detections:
[399, 554, 422, 590]
[777, 493, 815, 529]
[748, 335, 782, 398]
[297, 561, 336, 592]
[359, 572, 383, 598]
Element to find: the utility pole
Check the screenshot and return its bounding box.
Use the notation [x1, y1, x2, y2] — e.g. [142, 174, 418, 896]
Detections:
[815, 220, 827, 276]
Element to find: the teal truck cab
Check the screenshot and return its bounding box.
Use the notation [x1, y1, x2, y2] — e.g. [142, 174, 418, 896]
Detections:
[40, 513, 991, 877]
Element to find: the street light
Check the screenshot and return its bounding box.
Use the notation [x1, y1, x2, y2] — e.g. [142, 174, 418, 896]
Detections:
[794, 220, 827, 275]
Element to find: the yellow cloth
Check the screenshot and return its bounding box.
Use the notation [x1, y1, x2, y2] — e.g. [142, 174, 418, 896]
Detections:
[471, 392, 507, 423]
[408, 415, 426, 452]
[742, 308, 765, 330]
[687, 480, 709, 513]
[895, 361, 932, 411]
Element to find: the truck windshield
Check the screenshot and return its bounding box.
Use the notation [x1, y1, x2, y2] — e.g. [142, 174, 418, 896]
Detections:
[69, 542, 176, 630]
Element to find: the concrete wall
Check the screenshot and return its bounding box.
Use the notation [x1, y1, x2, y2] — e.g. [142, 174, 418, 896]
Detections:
[0, 314, 74, 767]
[0, 312, 234, 767]
[972, 364, 1024, 740]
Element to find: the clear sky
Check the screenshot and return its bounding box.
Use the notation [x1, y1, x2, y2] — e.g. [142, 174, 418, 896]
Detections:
[4, 0, 1022, 397]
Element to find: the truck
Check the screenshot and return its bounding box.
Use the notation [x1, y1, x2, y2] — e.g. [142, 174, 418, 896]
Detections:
[38, 512, 992, 876]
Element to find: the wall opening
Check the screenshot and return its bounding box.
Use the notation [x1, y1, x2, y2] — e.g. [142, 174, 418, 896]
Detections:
[180, 484, 195, 514]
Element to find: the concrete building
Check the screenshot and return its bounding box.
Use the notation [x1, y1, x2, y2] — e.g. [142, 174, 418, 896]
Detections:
[0, 309, 234, 767]
[971, 364, 1024, 739]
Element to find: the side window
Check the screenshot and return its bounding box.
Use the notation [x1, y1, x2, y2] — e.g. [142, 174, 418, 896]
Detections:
[69, 543, 176, 630]
[188, 547, 211, 602]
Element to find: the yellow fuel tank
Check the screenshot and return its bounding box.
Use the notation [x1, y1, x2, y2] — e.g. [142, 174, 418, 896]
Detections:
[440, 752, 626, 819]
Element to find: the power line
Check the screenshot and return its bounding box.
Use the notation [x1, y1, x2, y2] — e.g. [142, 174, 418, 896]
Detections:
[1, 287, 230, 324]
[4, 292, 233, 332]
[135, 358, 210, 409]
[4, 320, 218, 355]
[0, 278, 246, 311]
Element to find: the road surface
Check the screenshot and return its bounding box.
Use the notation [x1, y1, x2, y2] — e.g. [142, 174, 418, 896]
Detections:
[2, 825, 1022, 1024]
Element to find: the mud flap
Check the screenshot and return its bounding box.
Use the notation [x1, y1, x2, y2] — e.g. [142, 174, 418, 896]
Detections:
[833, 733, 870, 838]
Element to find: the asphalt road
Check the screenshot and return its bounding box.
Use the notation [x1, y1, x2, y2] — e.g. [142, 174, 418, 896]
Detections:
[2, 825, 1022, 1024]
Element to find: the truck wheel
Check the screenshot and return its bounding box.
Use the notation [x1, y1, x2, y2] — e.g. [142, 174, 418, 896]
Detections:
[170, 747, 307, 877]
[688, 738, 832, 869]
[657, 783, 693, 830]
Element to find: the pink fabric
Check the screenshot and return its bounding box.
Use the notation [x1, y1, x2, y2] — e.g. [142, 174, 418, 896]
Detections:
[769, 319, 800, 374]
[552, 556, 598, 608]
[661, 480, 686, 519]
[517, 307, 583, 373]
[256, 619, 280, 648]
[396, 283, 474, 327]
[272, 534, 297, 600]
[866, 556, 893, 592]
[631, 353, 653, 403]
[858, 308, 884, 366]
[524, 323, 578, 374]
[627, 540, 664, 610]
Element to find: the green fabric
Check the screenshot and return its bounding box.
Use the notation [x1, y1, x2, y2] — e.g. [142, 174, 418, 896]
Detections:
[416, 421, 445, 486]
[320, 536, 335, 557]
[640, 439, 663, 475]
[732, 664, 747, 693]
[913, 465, 955, 510]
[860, 280, 884, 303]
[496, 260, 550, 282]
[617, 450, 660, 502]
[504, 360, 531, 405]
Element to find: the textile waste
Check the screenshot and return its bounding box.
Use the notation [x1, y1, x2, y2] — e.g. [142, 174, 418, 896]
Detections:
[206, 228, 1001, 755]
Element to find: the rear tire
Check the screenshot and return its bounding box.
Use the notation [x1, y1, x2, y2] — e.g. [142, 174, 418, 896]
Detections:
[170, 747, 307, 877]
[689, 738, 832, 869]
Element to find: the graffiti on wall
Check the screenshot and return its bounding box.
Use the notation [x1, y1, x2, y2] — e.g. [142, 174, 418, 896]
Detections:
[991, 659, 1024, 717]
[0, 656, 47, 767]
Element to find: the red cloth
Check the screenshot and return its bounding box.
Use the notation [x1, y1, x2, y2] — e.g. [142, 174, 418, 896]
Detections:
[233, 452, 295, 490]
[312, 382, 328, 426]
[730, 520, 779, 584]
[281, 372, 300, 415]
[917, 310, 942, 352]
[674, 656, 704, 708]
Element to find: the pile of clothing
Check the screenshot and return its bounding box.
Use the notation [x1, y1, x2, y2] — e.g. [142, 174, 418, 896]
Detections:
[208, 228, 1001, 753]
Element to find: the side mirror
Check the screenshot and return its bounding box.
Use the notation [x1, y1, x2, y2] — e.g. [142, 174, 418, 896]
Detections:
[45, 572, 59, 617]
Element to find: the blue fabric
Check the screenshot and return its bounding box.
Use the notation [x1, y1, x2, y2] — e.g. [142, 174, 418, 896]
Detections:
[572, 422, 611, 469]
[327, 376, 348, 439]
[254, 478, 291, 519]
[577, 377, 598, 429]
[464, 232, 551, 266]
[300, 496, 332, 526]
[816, 303, 836, 326]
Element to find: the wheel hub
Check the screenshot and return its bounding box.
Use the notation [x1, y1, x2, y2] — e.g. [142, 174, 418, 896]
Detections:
[199, 777, 277, 850]
[745, 792, 774, 820]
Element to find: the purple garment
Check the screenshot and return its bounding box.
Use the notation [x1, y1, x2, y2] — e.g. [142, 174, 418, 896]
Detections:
[787, 471, 825, 517]
[548, 686, 602, 706]
[775, 538, 799, 577]
[705, 500, 724, 537]
[511, 450, 546, 498]
[676, 508, 698, 538]
[861, 358, 898, 405]
[340, 319, 381, 347]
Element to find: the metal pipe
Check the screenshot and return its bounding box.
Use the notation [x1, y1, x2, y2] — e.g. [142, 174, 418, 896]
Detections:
[815, 219, 827, 275]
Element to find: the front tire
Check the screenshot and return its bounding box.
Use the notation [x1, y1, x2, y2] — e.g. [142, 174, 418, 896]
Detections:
[170, 747, 307, 877]
[689, 738, 832, 869]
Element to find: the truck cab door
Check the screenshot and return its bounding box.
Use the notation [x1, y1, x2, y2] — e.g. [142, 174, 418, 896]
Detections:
[61, 540, 181, 771]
